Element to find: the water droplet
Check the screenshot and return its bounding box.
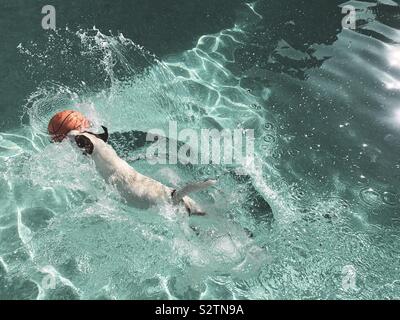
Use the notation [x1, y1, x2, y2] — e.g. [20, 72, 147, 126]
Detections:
[289, 184, 306, 201]
[263, 134, 276, 143]
[287, 149, 300, 157]
[382, 191, 399, 207]
[359, 188, 382, 207]
[250, 104, 261, 110]
[271, 150, 283, 160]
[263, 123, 274, 131]
[261, 144, 270, 151]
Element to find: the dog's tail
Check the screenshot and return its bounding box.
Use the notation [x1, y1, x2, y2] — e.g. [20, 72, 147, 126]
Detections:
[172, 179, 217, 204]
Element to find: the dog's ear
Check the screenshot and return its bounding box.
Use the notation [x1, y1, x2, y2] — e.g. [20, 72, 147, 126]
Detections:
[97, 126, 109, 143]
[75, 135, 94, 155]
[84, 126, 108, 143]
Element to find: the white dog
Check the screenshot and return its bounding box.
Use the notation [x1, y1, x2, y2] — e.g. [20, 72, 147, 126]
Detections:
[67, 126, 215, 215]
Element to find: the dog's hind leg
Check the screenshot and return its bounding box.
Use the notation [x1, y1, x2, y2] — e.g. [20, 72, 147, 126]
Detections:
[171, 179, 217, 205]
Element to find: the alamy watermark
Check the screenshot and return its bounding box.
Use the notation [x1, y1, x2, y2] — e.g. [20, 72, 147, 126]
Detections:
[41, 5, 56, 30]
[145, 121, 255, 166]
[40, 5, 357, 32]
[342, 5, 356, 30]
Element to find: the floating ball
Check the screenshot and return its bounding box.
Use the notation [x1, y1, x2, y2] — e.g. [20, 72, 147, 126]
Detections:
[48, 110, 90, 142]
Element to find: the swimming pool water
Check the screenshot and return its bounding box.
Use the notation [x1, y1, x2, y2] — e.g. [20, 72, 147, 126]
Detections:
[0, 0, 400, 299]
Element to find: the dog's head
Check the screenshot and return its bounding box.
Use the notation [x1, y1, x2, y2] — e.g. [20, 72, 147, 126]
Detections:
[68, 126, 109, 155]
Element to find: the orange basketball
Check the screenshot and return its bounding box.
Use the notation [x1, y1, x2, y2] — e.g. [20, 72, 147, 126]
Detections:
[48, 110, 90, 142]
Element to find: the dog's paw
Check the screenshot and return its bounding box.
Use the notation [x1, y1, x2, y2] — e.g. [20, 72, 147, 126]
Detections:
[183, 197, 206, 216]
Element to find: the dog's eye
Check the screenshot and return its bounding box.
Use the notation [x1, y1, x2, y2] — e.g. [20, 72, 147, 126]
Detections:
[75, 136, 84, 147]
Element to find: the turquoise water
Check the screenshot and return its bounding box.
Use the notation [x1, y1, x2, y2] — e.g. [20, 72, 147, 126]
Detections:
[1, 0, 400, 299]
